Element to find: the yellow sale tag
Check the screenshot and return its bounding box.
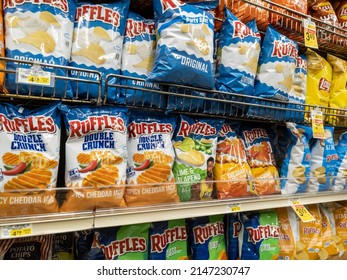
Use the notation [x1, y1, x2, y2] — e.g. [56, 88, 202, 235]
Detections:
[10, 228, 32, 238]
[303, 19, 318, 49]
[311, 109, 325, 139]
[290, 199, 315, 222]
[227, 203, 242, 213]
[1, 224, 33, 239]
[27, 75, 50, 86]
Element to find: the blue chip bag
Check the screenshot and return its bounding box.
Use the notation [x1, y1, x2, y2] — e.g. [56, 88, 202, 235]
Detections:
[120, 11, 165, 108]
[280, 123, 312, 194]
[69, 1, 130, 102]
[148, 0, 215, 89]
[226, 213, 241, 260]
[254, 25, 298, 101]
[215, 10, 261, 96]
[308, 126, 339, 193]
[167, 86, 206, 113]
[4, 0, 76, 98]
[239, 210, 280, 260]
[333, 132, 347, 192]
[187, 215, 227, 260]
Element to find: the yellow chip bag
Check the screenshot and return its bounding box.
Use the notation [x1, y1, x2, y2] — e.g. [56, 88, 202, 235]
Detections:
[277, 207, 296, 260]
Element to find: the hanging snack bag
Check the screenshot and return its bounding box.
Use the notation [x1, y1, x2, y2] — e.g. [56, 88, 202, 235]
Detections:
[334, 132, 347, 192]
[336, 1, 347, 29]
[149, 219, 188, 260]
[0, 102, 61, 216]
[52, 232, 75, 260]
[253, 25, 298, 101]
[120, 11, 164, 108]
[0, 235, 53, 260]
[60, 105, 128, 212]
[187, 215, 227, 260]
[69, 1, 130, 102]
[241, 126, 280, 196]
[125, 111, 179, 206]
[214, 122, 253, 199]
[226, 213, 241, 260]
[172, 115, 224, 202]
[148, 0, 215, 89]
[3, 0, 76, 97]
[280, 123, 312, 194]
[310, 1, 340, 32]
[326, 54, 347, 126]
[308, 126, 339, 193]
[277, 207, 296, 260]
[215, 9, 261, 96]
[239, 210, 280, 260]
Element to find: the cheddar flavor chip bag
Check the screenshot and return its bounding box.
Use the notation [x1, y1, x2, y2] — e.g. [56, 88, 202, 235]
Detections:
[172, 115, 224, 202]
[4, 0, 76, 98]
[188, 215, 227, 260]
[334, 131, 347, 191]
[149, 219, 188, 260]
[60, 105, 128, 212]
[0, 102, 61, 216]
[277, 207, 296, 260]
[126, 111, 179, 206]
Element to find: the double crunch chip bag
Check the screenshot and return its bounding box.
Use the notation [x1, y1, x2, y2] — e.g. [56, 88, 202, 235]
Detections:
[188, 215, 228, 260]
[121, 11, 164, 108]
[241, 126, 280, 196]
[148, 0, 215, 89]
[254, 25, 298, 101]
[215, 9, 261, 96]
[70, 1, 130, 102]
[214, 122, 253, 199]
[239, 210, 280, 260]
[172, 115, 224, 202]
[60, 105, 128, 212]
[4, 0, 76, 98]
[334, 132, 347, 191]
[308, 126, 339, 193]
[125, 111, 179, 206]
[149, 219, 188, 260]
[0, 102, 60, 216]
[81, 224, 150, 260]
[280, 123, 312, 194]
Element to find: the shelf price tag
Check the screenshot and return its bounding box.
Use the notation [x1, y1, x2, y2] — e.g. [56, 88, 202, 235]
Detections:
[289, 199, 315, 222]
[16, 66, 54, 87]
[311, 109, 325, 139]
[1, 224, 33, 239]
[227, 203, 242, 213]
[303, 19, 318, 49]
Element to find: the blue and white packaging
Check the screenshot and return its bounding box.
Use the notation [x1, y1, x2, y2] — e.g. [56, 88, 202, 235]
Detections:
[69, 1, 130, 101]
[215, 10, 261, 96]
[148, 0, 215, 89]
[254, 25, 298, 101]
[167, 87, 206, 112]
[333, 132, 347, 192]
[280, 123, 312, 194]
[4, 0, 76, 98]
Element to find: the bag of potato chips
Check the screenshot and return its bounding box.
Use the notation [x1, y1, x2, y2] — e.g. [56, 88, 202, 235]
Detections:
[331, 202, 347, 253]
[52, 232, 75, 260]
[277, 207, 296, 260]
[334, 131, 347, 191]
[226, 213, 241, 260]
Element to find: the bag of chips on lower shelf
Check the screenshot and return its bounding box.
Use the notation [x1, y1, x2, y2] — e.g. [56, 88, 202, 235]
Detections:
[333, 132, 347, 192]
[276, 207, 296, 260]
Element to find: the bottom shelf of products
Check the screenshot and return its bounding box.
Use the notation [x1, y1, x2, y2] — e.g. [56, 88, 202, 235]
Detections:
[1, 201, 347, 260]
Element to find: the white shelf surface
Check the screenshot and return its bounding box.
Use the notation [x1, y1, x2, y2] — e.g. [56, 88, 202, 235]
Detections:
[1, 191, 347, 239]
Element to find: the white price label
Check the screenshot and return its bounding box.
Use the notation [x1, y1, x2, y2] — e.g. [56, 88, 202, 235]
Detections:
[16, 67, 53, 87]
[1, 224, 33, 239]
[227, 203, 242, 213]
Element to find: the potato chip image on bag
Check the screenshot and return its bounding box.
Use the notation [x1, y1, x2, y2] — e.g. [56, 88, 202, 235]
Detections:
[0, 102, 61, 217]
[60, 105, 128, 212]
[334, 131, 347, 192]
[126, 111, 179, 207]
[172, 115, 224, 202]
[277, 207, 297, 260]
[332, 202, 347, 252]
[308, 126, 339, 193]
[3, 0, 76, 98]
[280, 123, 312, 194]
[70, 1, 130, 102]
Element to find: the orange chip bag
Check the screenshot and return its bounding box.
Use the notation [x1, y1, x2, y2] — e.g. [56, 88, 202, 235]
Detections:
[310, 1, 340, 29]
[332, 202, 347, 252]
[277, 207, 296, 260]
[335, 1, 347, 29]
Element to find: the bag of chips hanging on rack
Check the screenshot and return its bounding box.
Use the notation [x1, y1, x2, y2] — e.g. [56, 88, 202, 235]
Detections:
[335, 1, 347, 30]
[120, 11, 165, 108]
[280, 123, 312, 195]
[213, 122, 253, 199]
[333, 131, 347, 192]
[276, 207, 296, 260]
[148, 219, 189, 260]
[325, 54, 347, 126]
[239, 210, 280, 260]
[172, 115, 224, 202]
[125, 111, 179, 206]
[187, 214, 228, 260]
[308, 126, 339, 193]
[240, 125, 280, 196]
[60, 105, 128, 212]
[0, 102, 61, 217]
[69, 0, 130, 102]
[148, 0, 215, 89]
[3, 0, 76, 98]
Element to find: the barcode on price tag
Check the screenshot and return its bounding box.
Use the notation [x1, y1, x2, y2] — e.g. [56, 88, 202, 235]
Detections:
[227, 203, 242, 213]
[16, 67, 54, 87]
[289, 199, 315, 222]
[1, 224, 33, 239]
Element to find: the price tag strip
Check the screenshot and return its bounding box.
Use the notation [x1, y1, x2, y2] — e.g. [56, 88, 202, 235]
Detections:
[311, 109, 325, 139]
[303, 19, 318, 49]
[1, 224, 33, 239]
[289, 199, 315, 222]
[16, 66, 54, 87]
[227, 203, 242, 213]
